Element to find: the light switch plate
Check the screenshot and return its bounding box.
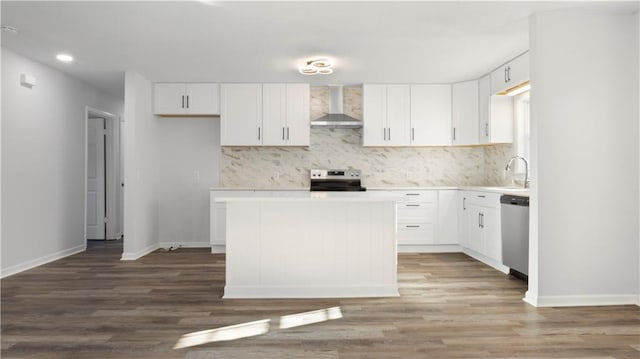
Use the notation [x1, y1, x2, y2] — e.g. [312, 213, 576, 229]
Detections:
[20, 73, 36, 88]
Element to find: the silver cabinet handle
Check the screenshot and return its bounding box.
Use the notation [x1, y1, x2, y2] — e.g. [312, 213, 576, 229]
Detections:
[477, 195, 486, 198]
[478, 213, 482, 228]
[181, 95, 185, 109]
[287, 127, 290, 140]
[405, 204, 420, 207]
[463, 197, 466, 210]
[258, 127, 261, 140]
[405, 193, 420, 196]
[406, 225, 421, 228]
[186, 95, 189, 109]
[504, 67, 508, 83]
[388, 128, 391, 141]
[453, 127, 456, 141]
[411, 128, 415, 141]
[485, 123, 489, 137]
[507, 66, 512, 82]
[383, 128, 386, 141]
[480, 213, 485, 228]
[282, 127, 285, 140]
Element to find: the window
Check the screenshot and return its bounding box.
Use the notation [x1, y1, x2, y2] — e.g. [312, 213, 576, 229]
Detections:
[513, 91, 530, 178]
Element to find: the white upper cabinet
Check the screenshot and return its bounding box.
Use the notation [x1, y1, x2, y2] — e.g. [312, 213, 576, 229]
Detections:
[262, 83, 310, 146]
[262, 84, 287, 146]
[386, 85, 411, 146]
[154, 83, 219, 116]
[490, 52, 530, 95]
[410, 84, 452, 146]
[451, 80, 479, 146]
[479, 76, 514, 144]
[222, 83, 309, 147]
[284, 83, 310, 146]
[363, 84, 388, 146]
[363, 84, 410, 147]
[221, 83, 263, 146]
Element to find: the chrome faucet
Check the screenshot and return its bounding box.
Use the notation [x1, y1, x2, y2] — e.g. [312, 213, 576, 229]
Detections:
[505, 156, 529, 188]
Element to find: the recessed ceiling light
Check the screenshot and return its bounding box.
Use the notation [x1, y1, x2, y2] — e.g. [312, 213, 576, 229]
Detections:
[56, 53, 74, 63]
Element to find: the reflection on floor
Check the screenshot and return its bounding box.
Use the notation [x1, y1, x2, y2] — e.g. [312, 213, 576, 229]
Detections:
[2, 248, 639, 359]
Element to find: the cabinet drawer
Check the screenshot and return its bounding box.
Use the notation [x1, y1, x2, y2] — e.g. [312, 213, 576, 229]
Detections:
[397, 205, 434, 223]
[464, 191, 501, 208]
[396, 190, 436, 202]
[397, 223, 436, 244]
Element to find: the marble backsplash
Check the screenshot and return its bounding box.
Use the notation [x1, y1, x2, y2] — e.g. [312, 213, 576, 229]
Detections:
[220, 86, 514, 188]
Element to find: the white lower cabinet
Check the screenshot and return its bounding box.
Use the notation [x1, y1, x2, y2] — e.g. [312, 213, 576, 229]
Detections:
[458, 191, 508, 272]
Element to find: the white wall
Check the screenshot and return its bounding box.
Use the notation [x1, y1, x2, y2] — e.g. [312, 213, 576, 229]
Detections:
[122, 72, 159, 259]
[1, 48, 124, 276]
[527, 9, 639, 306]
[156, 117, 220, 247]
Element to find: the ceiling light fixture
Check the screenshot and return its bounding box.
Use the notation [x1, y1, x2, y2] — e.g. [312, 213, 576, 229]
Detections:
[56, 53, 74, 63]
[299, 58, 333, 75]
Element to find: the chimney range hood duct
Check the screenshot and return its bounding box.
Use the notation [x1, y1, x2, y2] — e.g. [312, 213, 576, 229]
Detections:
[310, 85, 363, 128]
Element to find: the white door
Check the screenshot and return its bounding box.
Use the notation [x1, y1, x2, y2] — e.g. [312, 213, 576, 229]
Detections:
[154, 83, 186, 115]
[362, 84, 388, 146]
[221, 84, 263, 146]
[87, 117, 106, 240]
[186, 83, 220, 115]
[452, 80, 479, 146]
[285, 83, 310, 146]
[262, 83, 287, 146]
[386, 84, 411, 146]
[410, 84, 452, 146]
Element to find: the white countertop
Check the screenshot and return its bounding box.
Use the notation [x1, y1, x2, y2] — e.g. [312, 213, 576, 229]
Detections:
[210, 186, 529, 197]
[213, 191, 407, 202]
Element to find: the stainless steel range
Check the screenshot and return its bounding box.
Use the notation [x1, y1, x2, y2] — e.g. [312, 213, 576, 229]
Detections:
[310, 169, 366, 192]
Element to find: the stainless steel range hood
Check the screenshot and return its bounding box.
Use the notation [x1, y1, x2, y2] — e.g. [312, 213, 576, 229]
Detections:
[310, 85, 363, 128]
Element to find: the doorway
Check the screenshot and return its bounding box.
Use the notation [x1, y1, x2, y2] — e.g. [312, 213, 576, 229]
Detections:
[85, 107, 121, 246]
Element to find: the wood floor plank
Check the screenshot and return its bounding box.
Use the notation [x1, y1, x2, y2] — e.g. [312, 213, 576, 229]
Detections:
[2, 240, 639, 358]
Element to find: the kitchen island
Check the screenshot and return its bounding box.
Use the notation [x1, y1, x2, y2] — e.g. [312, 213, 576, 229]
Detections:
[214, 192, 399, 299]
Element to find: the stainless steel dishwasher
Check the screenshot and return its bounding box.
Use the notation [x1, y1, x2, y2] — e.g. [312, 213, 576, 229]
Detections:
[500, 194, 530, 279]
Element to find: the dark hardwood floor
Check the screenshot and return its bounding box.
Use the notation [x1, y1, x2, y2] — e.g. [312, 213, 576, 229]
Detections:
[2, 241, 639, 358]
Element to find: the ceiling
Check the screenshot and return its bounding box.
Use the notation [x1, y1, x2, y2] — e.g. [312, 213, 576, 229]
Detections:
[2, 1, 637, 99]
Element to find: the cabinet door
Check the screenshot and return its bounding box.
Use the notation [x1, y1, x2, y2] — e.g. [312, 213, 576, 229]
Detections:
[478, 75, 491, 144]
[437, 190, 458, 245]
[285, 83, 310, 146]
[482, 207, 502, 262]
[362, 84, 388, 146]
[262, 83, 287, 146]
[410, 84, 452, 146]
[221, 84, 263, 146]
[507, 52, 529, 89]
[186, 83, 220, 115]
[386, 84, 411, 146]
[452, 80, 479, 146]
[458, 192, 469, 248]
[466, 205, 484, 254]
[490, 65, 510, 95]
[154, 83, 186, 115]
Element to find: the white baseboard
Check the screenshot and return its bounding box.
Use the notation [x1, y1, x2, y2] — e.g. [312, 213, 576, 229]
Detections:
[158, 241, 210, 249]
[524, 293, 639, 307]
[121, 243, 159, 260]
[211, 244, 225, 253]
[223, 284, 400, 299]
[462, 248, 510, 274]
[398, 244, 462, 253]
[1, 244, 85, 278]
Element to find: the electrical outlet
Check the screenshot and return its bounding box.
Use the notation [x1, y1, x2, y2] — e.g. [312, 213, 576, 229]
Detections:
[406, 172, 412, 179]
